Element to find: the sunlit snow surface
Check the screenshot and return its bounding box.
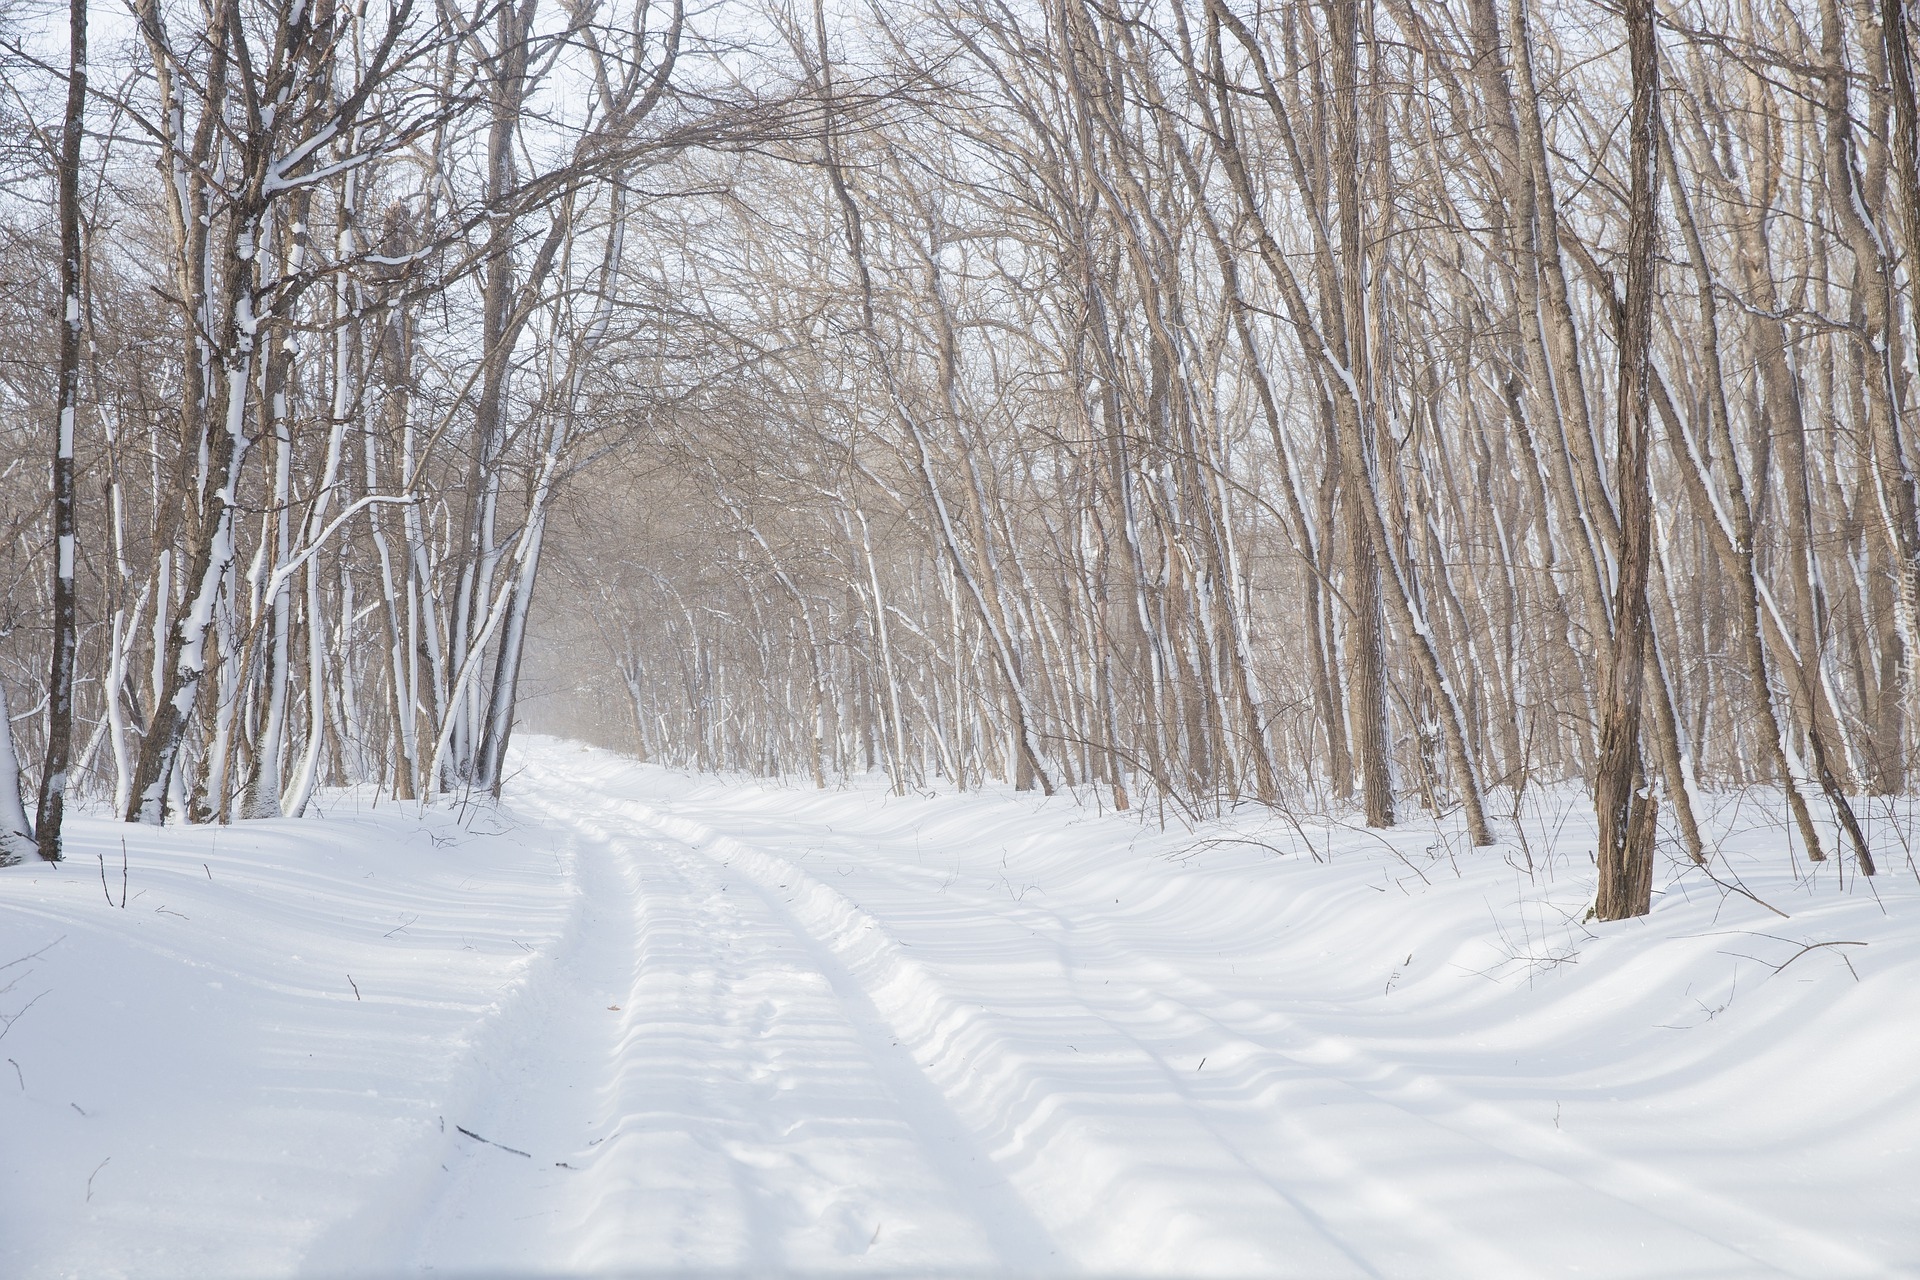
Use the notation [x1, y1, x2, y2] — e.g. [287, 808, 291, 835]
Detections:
[3, 736, 1917, 1277]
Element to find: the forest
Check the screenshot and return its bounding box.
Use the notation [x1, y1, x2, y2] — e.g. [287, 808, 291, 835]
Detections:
[6, 1, 1920, 1269]
[2, 0, 1918, 925]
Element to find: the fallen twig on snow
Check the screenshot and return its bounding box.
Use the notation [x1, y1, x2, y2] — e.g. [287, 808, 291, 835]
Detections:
[0, 990, 46, 1044]
[455, 1124, 531, 1157]
[1770, 939, 1866, 980]
[1694, 860, 1790, 920]
[2, 937, 63, 977]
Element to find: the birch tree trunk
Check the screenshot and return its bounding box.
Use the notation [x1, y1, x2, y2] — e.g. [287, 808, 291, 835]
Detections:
[0, 681, 35, 864]
[34, 0, 86, 859]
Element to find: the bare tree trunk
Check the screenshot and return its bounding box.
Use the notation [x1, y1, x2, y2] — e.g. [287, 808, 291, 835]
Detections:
[1824, 0, 1920, 756]
[0, 681, 35, 863]
[1331, 35, 1397, 824]
[1594, 0, 1661, 922]
[34, 0, 86, 860]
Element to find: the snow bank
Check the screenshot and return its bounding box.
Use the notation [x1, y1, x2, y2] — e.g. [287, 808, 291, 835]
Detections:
[3, 741, 1916, 1277]
[0, 797, 576, 1278]
[522, 745, 1920, 1277]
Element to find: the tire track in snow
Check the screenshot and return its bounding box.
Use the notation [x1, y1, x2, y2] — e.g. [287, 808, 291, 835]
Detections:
[573, 770, 1875, 1279]
[569, 775, 1397, 1277]
[645, 833, 1058, 1270]
[394, 796, 644, 1272]
[492, 763, 1054, 1273]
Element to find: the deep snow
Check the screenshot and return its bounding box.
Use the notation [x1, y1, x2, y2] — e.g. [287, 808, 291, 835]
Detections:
[3, 737, 1917, 1277]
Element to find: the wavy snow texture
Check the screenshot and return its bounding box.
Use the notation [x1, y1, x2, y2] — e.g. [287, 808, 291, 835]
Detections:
[3, 737, 1916, 1277]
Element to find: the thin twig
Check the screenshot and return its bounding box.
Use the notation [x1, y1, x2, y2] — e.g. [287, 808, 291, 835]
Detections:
[1694, 861, 1789, 919]
[1336, 820, 1434, 886]
[1769, 940, 1866, 979]
[0, 991, 46, 1044]
[1, 938, 64, 972]
[455, 1124, 531, 1157]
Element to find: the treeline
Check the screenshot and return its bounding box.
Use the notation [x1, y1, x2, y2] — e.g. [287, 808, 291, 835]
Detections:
[538, 0, 1914, 908]
[0, 0, 749, 852]
[2, 0, 1914, 916]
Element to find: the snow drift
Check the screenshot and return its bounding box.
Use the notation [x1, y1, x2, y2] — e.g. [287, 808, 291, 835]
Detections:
[3, 738, 1915, 1277]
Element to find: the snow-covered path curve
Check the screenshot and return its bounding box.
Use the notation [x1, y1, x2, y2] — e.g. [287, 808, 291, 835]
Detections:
[403, 765, 1052, 1274]
[5, 738, 1915, 1277]
[385, 743, 1905, 1277]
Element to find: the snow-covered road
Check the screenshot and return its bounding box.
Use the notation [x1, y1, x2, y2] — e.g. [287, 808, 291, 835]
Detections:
[5, 739, 1917, 1276]
[398, 759, 1052, 1274]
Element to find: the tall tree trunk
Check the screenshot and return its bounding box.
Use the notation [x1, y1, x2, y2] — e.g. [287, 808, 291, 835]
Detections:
[34, 0, 86, 860]
[1594, 0, 1662, 921]
[1329, 0, 1398, 830]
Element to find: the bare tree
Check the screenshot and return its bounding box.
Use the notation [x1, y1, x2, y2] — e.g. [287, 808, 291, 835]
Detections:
[1593, 0, 1661, 921]
[30, 0, 84, 859]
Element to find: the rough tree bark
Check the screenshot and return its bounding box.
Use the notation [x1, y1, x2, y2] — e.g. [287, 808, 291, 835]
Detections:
[34, 0, 86, 860]
[1593, 0, 1662, 922]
